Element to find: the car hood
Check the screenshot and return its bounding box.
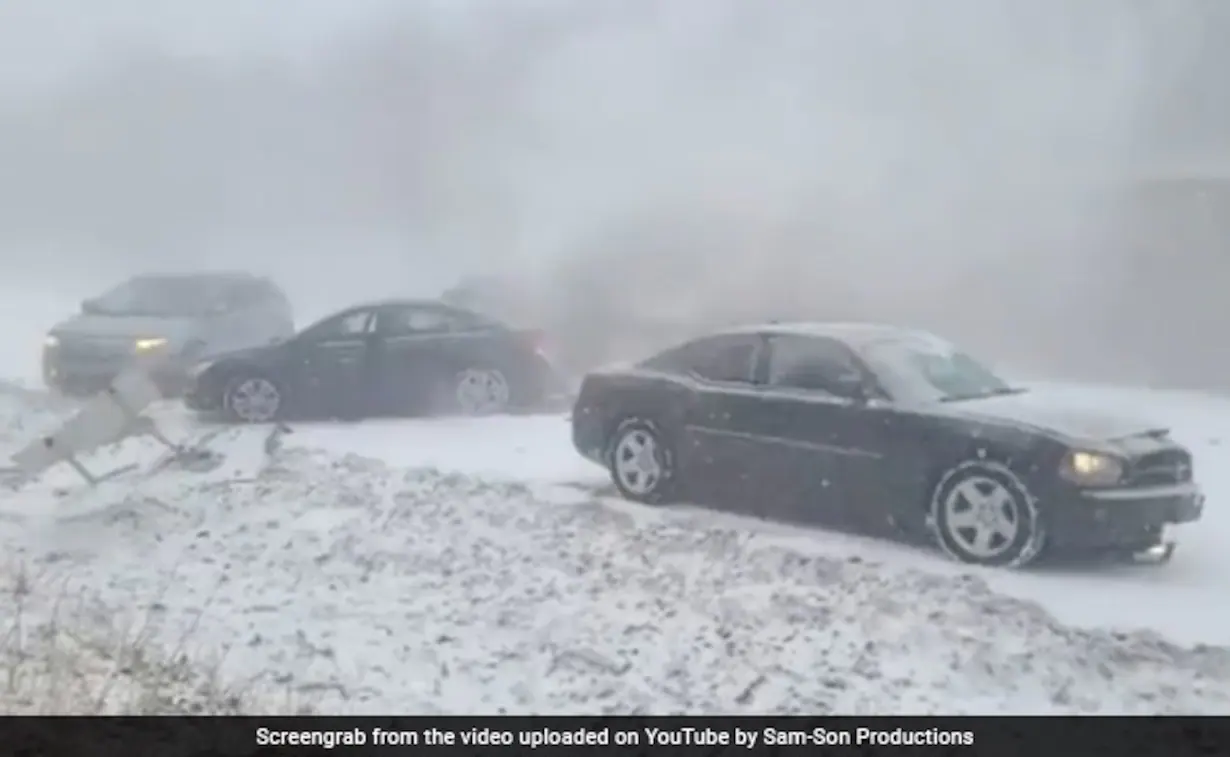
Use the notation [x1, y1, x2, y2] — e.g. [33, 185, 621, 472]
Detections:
[941, 391, 1167, 443]
[51, 313, 201, 343]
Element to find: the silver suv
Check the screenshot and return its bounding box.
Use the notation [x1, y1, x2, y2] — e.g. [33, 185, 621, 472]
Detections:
[43, 272, 295, 397]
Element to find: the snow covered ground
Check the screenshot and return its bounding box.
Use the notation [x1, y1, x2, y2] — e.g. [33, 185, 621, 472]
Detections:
[1, 378, 1230, 714]
[285, 386, 1230, 649]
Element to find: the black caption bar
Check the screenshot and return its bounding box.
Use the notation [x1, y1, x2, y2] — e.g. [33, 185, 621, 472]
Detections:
[3, 715, 1227, 756]
[253, 721, 976, 750]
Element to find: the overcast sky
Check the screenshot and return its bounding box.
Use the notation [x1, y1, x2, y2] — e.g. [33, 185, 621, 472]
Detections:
[2, 0, 1229, 385]
[0, 0, 422, 95]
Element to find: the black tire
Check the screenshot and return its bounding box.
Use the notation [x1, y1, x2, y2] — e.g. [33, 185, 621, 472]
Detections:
[929, 459, 1046, 568]
[221, 373, 285, 424]
[606, 418, 677, 504]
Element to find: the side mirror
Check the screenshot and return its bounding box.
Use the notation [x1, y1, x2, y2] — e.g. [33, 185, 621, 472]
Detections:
[80, 298, 100, 314]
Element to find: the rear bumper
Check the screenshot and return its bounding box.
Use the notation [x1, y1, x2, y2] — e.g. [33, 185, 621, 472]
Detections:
[1046, 481, 1204, 552]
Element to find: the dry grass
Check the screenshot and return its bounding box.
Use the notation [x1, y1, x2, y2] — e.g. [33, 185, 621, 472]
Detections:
[0, 562, 289, 715]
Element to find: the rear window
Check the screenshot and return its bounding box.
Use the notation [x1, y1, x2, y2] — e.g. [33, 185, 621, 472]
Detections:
[380, 305, 501, 336]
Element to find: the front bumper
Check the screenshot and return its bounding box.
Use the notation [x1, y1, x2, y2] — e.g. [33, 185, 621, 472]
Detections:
[1046, 480, 1204, 552]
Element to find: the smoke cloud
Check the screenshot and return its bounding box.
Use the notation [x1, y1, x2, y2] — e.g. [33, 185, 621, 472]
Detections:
[1, 1, 1226, 386]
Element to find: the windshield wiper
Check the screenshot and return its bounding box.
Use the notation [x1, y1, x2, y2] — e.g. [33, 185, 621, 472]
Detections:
[939, 386, 1027, 403]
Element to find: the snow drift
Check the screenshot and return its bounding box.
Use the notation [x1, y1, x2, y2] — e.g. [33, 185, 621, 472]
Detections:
[0, 392, 1227, 714]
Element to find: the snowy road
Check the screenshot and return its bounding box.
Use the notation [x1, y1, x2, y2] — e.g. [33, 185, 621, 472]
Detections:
[1, 368, 1230, 711]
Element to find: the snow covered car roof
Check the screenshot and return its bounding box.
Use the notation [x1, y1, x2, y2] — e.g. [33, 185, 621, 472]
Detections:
[717, 321, 932, 346]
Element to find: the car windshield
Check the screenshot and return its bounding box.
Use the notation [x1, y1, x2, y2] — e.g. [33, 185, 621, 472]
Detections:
[860, 334, 1021, 403]
[89, 277, 225, 317]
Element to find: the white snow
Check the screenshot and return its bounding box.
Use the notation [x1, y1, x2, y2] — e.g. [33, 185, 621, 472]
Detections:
[286, 415, 599, 486]
[2, 426, 1229, 713]
[1, 378, 1230, 713]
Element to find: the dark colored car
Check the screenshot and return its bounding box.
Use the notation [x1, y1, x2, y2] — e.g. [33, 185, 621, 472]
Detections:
[43, 272, 294, 397]
[185, 299, 562, 423]
[571, 322, 1205, 569]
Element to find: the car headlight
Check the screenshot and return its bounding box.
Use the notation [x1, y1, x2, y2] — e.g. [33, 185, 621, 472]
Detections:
[1059, 450, 1125, 486]
[134, 337, 168, 352]
[43, 334, 59, 348]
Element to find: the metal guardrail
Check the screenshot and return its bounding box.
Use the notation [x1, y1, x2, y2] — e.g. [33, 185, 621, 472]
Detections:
[4, 368, 221, 488]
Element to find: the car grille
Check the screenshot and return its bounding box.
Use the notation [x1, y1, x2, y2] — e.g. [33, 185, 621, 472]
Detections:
[1126, 449, 1193, 486]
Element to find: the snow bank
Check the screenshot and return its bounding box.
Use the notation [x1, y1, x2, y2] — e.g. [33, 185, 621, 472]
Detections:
[1, 422, 1227, 714]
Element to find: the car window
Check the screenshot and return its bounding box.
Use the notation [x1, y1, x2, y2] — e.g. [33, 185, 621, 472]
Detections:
[767, 335, 865, 396]
[381, 306, 491, 335]
[90, 276, 226, 317]
[694, 341, 758, 383]
[303, 310, 372, 341]
[642, 335, 759, 384]
[256, 280, 293, 318]
[203, 281, 243, 312]
[225, 279, 271, 310]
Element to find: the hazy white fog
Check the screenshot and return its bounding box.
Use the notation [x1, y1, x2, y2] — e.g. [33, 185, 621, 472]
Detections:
[3, 0, 1229, 385]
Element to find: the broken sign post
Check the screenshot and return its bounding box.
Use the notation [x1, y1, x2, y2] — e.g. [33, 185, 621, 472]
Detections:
[10, 368, 167, 486]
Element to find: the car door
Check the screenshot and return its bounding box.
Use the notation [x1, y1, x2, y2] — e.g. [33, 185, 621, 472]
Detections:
[749, 335, 885, 528]
[368, 304, 489, 415]
[668, 334, 770, 512]
[290, 308, 376, 417]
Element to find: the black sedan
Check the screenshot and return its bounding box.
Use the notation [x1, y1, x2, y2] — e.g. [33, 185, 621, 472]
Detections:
[571, 322, 1205, 568]
[186, 299, 562, 423]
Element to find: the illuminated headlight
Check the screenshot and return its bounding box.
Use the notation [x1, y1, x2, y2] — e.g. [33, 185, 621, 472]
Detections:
[1059, 450, 1124, 486]
[43, 334, 59, 348]
[134, 337, 168, 352]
